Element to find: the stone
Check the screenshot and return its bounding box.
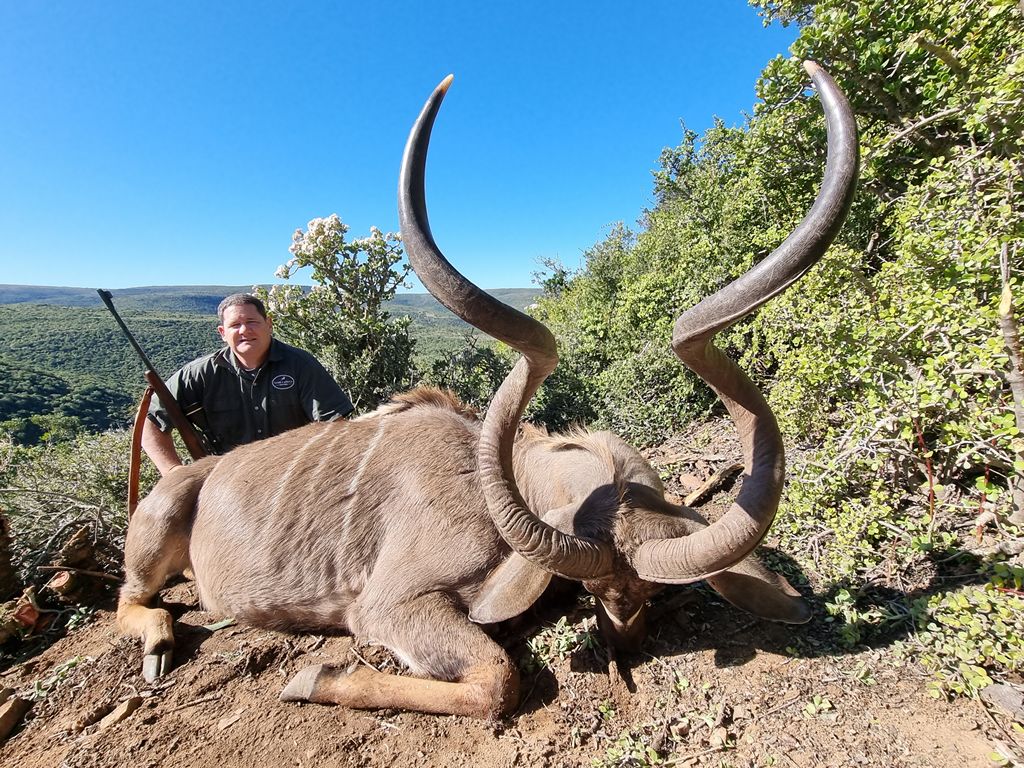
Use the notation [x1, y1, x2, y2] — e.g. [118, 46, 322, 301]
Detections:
[98, 697, 144, 730]
[981, 683, 1024, 722]
[0, 697, 32, 742]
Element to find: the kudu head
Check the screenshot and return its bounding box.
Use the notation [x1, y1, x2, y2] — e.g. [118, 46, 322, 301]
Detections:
[399, 63, 858, 650]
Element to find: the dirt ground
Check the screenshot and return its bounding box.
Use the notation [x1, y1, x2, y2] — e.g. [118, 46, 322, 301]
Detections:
[0, 580, 1000, 768]
[0, 423, 1013, 767]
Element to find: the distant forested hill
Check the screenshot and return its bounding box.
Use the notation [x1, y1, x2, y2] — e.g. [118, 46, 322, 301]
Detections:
[0, 285, 537, 437]
[0, 284, 537, 316]
[0, 285, 250, 313]
[0, 303, 220, 433]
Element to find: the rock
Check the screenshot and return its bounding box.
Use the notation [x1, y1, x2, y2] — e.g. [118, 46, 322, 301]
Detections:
[670, 720, 690, 740]
[981, 683, 1024, 722]
[217, 709, 245, 731]
[62, 701, 111, 733]
[98, 697, 144, 730]
[709, 726, 730, 748]
[0, 688, 14, 706]
[0, 696, 32, 742]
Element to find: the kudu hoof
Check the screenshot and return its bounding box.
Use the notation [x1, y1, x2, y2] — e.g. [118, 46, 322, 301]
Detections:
[280, 664, 322, 702]
[142, 648, 174, 682]
[280, 662, 363, 704]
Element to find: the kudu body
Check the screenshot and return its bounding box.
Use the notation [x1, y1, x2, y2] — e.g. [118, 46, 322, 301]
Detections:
[119, 62, 858, 719]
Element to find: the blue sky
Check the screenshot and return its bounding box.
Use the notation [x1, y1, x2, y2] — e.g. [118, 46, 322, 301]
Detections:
[0, 2, 798, 291]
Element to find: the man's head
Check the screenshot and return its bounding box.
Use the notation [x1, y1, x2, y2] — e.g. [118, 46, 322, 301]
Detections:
[217, 293, 267, 323]
[217, 294, 273, 369]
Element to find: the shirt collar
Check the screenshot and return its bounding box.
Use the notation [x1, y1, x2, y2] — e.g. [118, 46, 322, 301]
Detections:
[267, 338, 285, 363]
[213, 338, 282, 372]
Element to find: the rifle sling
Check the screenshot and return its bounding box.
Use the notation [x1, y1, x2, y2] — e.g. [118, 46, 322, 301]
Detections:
[128, 386, 154, 519]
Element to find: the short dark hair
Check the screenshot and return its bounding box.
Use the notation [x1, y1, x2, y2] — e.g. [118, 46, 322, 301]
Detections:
[217, 293, 268, 322]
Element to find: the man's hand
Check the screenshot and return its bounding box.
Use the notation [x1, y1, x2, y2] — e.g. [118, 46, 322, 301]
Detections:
[141, 418, 185, 476]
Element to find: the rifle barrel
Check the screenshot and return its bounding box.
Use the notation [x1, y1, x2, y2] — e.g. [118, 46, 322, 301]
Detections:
[96, 289, 159, 375]
[97, 288, 209, 460]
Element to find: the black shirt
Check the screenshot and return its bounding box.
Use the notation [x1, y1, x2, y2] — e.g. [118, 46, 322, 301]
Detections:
[148, 339, 353, 454]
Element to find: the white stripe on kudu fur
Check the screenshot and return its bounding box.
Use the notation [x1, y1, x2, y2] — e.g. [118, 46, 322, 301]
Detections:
[117, 62, 858, 719]
[344, 414, 388, 499]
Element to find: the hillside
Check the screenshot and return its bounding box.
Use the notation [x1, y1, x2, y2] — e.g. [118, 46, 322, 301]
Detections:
[0, 285, 538, 434]
[0, 284, 538, 320]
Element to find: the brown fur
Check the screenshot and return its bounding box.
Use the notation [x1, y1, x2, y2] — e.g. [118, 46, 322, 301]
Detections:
[119, 386, 807, 718]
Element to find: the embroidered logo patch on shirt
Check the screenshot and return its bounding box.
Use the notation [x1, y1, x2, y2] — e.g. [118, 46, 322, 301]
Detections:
[272, 374, 296, 390]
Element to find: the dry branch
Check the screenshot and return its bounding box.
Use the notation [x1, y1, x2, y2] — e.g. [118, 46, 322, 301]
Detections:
[999, 244, 1024, 525]
[684, 461, 744, 507]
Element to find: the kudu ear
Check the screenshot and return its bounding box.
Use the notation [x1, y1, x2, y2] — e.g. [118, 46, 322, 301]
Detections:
[469, 554, 554, 624]
[706, 557, 812, 625]
[469, 502, 581, 624]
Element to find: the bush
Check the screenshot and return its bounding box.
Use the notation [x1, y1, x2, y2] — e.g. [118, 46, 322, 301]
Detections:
[256, 215, 416, 412]
[0, 429, 155, 583]
[533, 0, 1024, 697]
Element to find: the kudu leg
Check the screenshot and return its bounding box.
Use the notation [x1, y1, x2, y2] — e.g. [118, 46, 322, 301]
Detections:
[281, 593, 519, 719]
[118, 468, 202, 682]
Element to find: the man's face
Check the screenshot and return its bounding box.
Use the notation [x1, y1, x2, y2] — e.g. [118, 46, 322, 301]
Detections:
[218, 304, 273, 366]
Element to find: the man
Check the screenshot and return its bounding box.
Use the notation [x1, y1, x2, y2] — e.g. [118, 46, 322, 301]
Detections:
[142, 293, 353, 475]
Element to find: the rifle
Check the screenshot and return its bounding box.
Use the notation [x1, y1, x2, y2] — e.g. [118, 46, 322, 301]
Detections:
[97, 290, 209, 500]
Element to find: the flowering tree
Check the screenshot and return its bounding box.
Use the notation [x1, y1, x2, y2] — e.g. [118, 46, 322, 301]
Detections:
[255, 214, 415, 411]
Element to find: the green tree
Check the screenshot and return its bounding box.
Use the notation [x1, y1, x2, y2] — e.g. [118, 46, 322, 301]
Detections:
[422, 332, 513, 412]
[0, 414, 84, 446]
[255, 215, 416, 412]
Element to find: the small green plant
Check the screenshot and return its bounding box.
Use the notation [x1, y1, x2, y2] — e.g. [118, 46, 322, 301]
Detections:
[522, 615, 596, 672]
[673, 671, 691, 693]
[591, 719, 689, 768]
[593, 731, 663, 767]
[802, 694, 834, 718]
[843, 661, 878, 687]
[64, 605, 96, 632]
[991, 561, 1024, 592]
[29, 655, 85, 701]
[823, 588, 903, 648]
[901, 569, 1024, 698]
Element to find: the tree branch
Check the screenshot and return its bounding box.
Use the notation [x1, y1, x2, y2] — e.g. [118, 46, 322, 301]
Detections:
[866, 106, 965, 162]
[914, 37, 968, 79]
[999, 243, 1024, 525]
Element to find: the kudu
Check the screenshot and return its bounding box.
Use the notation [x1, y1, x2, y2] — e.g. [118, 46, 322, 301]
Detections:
[118, 61, 858, 719]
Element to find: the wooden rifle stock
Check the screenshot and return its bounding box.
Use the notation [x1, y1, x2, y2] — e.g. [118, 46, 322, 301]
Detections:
[142, 370, 208, 460]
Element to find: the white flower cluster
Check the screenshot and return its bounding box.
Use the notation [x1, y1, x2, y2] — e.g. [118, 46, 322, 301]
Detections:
[289, 213, 349, 261]
[350, 226, 402, 250]
[260, 283, 303, 314]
